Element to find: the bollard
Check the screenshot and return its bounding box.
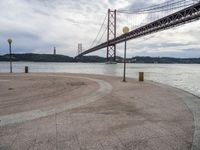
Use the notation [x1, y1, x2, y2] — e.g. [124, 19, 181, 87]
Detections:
[139, 72, 144, 82]
[25, 66, 29, 73]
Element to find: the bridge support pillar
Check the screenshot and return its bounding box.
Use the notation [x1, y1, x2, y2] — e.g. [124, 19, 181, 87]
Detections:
[107, 9, 117, 64]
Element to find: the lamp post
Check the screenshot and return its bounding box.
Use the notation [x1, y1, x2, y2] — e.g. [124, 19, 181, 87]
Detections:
[122, 26, 129, 82]
[8, 38, 12, 73]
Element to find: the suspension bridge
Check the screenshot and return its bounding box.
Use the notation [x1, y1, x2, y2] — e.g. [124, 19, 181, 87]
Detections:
[76, 0, 200, 63]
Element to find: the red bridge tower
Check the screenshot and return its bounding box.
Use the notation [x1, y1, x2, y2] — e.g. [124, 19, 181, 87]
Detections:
[107, 9, 117, 63]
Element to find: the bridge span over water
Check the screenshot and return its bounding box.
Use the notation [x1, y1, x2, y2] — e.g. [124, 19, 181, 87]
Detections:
[76, 0, 200, 62]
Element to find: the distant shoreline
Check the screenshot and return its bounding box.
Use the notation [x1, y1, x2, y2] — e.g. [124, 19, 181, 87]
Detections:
[1, 53, 200, 64]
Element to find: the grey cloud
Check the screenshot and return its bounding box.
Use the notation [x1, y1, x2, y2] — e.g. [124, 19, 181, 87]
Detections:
[122, 0, 154, 11]
[65, 18, 80, 24]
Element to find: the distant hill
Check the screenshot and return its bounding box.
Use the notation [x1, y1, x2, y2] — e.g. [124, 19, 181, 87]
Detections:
[129, 56, 200, 64]
[0, 55, 9, 61]
[0, 54, 105, 63]
[76, 56, 105, 63]
[0, 53, 200, 63]
[0, 53, 74, 62]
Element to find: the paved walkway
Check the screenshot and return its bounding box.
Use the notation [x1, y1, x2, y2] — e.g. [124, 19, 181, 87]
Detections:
[0, 73, 199, 150]
[0, 75, 112, 126]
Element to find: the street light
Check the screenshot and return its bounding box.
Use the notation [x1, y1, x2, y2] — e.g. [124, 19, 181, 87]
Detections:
[122, 26, 129, 82]
[8, 38, 13, 73]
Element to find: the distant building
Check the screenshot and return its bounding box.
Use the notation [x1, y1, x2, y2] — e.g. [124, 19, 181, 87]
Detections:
[54, 47, 56, 55]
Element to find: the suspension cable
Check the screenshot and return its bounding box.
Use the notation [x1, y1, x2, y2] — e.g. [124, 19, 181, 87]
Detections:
[117, 0, 195, 14]
[89, 14, 107, 48]
[96, 27, 107, 45]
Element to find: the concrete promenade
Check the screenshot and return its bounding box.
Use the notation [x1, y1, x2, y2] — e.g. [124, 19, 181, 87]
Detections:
[0, 73, 199, 150]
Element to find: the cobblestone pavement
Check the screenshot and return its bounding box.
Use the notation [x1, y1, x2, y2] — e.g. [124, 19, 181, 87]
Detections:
[0, 73, 199, 150]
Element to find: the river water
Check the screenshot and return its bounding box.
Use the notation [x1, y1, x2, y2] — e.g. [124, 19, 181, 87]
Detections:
[0, 61, 200, 97]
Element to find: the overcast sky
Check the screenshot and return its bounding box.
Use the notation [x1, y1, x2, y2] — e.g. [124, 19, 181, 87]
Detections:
[0, 0, 200, 58]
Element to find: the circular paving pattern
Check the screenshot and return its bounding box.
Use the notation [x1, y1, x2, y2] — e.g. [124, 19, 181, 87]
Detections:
[0, 73, 199, 150]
